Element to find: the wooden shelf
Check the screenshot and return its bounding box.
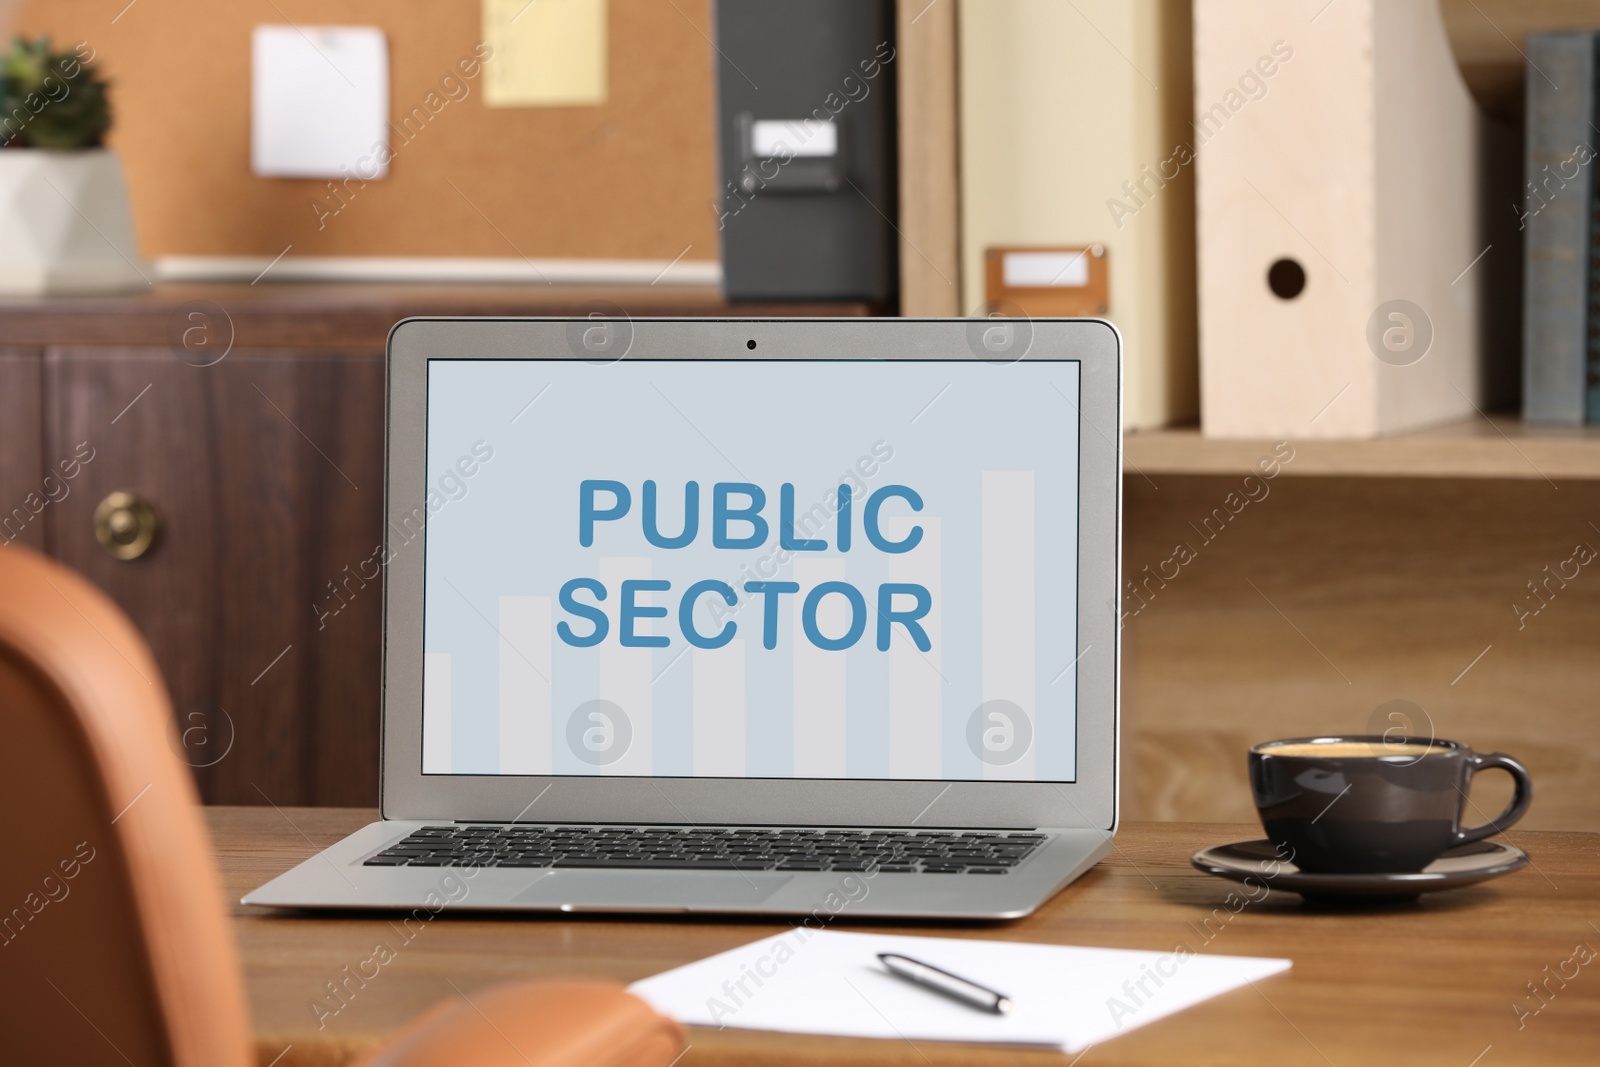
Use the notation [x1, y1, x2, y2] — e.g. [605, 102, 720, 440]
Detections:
[1125, 417, 1600, 481]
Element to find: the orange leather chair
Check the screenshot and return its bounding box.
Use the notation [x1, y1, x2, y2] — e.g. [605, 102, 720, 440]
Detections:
[0, 545, 685, 1067]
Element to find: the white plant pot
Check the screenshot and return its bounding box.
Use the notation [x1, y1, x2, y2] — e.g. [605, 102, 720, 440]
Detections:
[0, 148, 149, 295]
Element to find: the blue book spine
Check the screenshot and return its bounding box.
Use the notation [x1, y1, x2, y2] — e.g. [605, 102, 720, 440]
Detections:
[1523, 32, 1596, 425]
[1589, 150, 1600, 421]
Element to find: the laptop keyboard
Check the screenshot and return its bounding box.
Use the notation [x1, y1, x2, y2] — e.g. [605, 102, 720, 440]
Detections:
[363, 825, 1047, 874]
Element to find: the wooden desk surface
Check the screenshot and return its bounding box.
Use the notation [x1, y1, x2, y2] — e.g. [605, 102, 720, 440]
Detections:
[213, 808, 1600, 1066]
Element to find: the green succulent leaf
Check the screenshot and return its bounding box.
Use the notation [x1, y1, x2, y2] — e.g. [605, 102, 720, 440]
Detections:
[0, 36, 113, 149]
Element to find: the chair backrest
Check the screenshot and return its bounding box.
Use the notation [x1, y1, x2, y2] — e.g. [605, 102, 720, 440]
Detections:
[0, 546, 251, 1067]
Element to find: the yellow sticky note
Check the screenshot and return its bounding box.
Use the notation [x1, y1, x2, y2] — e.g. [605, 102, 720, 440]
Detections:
[483, 0, 608, 107]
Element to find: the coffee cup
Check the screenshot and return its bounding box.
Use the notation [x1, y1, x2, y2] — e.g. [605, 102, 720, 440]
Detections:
[1248, 736, 1532, 874]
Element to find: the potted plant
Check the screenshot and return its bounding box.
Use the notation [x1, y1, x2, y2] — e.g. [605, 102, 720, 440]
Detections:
[0, 36, 146, 294]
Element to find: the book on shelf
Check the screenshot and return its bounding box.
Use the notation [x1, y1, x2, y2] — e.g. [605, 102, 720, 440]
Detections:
[1523, 32, 1600, 425]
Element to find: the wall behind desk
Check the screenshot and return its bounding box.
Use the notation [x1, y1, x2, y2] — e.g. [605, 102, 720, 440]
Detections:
[12, 0, 719, 260]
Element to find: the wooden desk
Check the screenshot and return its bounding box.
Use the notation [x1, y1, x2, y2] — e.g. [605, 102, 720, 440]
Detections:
[215, 808, 1600, 1066]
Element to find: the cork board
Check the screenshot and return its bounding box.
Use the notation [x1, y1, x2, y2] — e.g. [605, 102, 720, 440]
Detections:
[12, 0, 720, 260]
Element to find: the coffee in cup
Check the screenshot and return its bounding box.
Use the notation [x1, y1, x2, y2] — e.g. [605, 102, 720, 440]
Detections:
[1249, 735, 1532, 874]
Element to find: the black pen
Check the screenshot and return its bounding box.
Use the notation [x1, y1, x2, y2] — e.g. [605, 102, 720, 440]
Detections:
[878, 952, 1013, 1015]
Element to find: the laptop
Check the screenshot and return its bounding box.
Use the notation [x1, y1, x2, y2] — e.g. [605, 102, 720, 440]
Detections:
[244, 316, 1122, 919]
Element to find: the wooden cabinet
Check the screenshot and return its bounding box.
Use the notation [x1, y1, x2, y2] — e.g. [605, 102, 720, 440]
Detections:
[5, 344, 386, 806]
[0, 283, 868, 805]
[42, 347, 386, 806]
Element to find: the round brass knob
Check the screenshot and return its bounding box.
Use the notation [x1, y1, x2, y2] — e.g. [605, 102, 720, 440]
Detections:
[93, 491, 159, 561]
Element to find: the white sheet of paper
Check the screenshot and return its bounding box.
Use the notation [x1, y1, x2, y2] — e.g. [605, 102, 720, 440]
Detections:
[630, 929, 1291, 1054]
[252, 25, 389, 179]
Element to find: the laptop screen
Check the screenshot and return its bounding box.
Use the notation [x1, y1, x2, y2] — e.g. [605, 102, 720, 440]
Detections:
[420, 357, 1082, 783]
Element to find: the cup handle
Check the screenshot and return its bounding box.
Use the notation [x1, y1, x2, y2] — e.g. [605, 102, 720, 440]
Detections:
[1455, 752, 1533, 845]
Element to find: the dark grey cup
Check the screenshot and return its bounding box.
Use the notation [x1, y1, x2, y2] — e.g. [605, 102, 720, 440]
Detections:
[1249, 736, 1533, 874]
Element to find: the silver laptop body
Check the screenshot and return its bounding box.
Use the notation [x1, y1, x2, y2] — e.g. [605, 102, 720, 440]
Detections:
[244, 317, 1122, 919]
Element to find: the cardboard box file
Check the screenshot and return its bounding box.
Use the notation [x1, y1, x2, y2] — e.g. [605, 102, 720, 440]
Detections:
[1194, 0, 1489, 438]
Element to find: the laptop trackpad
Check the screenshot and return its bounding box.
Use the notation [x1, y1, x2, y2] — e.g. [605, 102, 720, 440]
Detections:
[514, 871, 792, 910]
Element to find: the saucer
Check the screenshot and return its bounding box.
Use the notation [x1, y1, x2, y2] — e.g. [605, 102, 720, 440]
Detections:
[1190, 838, 1529, 902]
